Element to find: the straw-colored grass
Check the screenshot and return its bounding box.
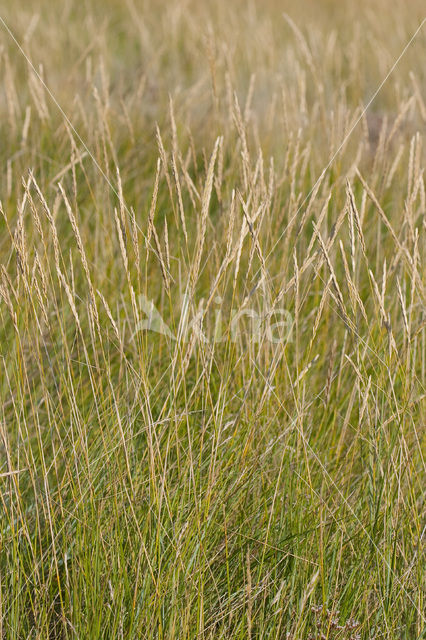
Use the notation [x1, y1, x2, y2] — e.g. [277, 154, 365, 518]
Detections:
[0, 0, 424, 637]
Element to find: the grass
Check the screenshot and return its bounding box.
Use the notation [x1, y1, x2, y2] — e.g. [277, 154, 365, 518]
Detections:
[0, 0, 425, 637]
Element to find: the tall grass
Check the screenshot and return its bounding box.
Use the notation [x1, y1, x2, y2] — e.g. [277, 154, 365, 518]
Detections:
[0, 0, 424, 638]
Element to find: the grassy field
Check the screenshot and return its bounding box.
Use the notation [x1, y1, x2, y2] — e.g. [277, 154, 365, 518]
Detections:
[0, 0, 425, 637]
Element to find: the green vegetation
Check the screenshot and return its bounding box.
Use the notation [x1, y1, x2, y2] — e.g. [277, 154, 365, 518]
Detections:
[0, 0, 424, 637]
